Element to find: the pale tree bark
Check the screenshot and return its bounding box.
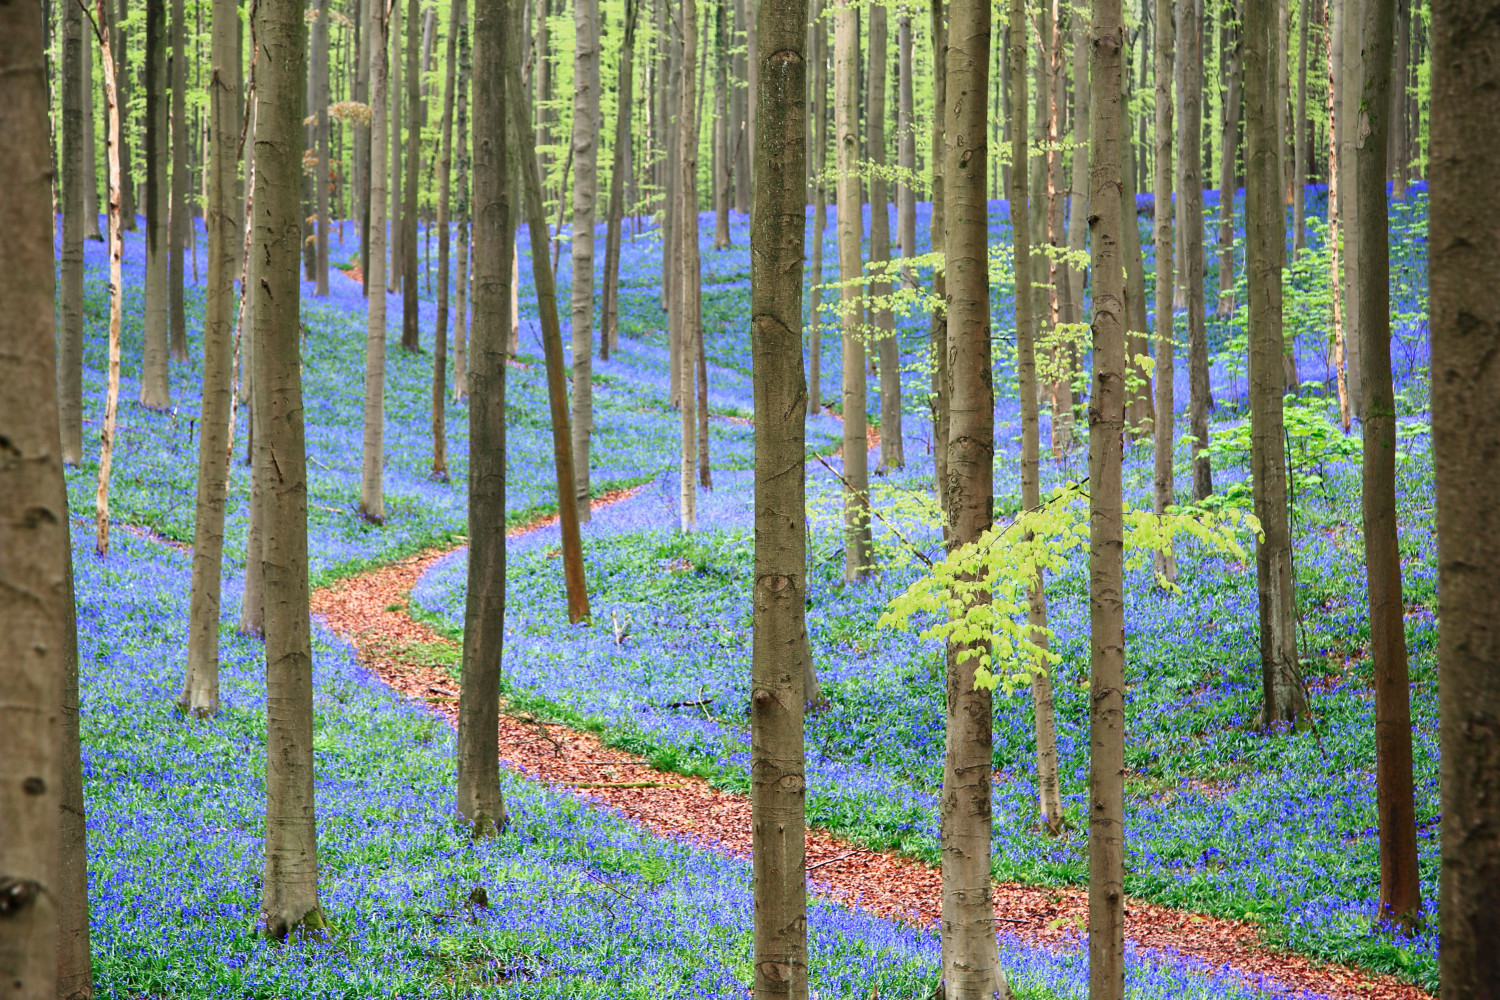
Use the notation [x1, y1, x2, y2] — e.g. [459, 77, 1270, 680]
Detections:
[1355, 0, 1421, 930]
[677, 0, 702, 527]
[240, 97, 267, 637]
[1182, 0, 1211, 499]
[94, 10, 127, 559]
[1065, 7, 1089, 328]
[314, 0, 331, 295]
[571, 0, 600, 520]
[733, 0, 750, 211]
[168, 0, 189, 363]
[833, 0, 869, 578]
[896, 12, 916, 283]
[867, 3, 901, 472]
[750, 0, 810, 991]
[1087, 0, 1127, 990]
[83, 27, 102, 244]
[180, 0, 243, 718]
[1292, 0, 1308, 250]
[142, 0, 171, 410]
[458, 0, 513, 837]
[1430, 0, 1500, 987]
[116, 0, 138, 229]
[434, 0, 469, 479]
[807, 5, 827, 408]
[941, 0, 1006, 992]
[602, 0, 641, 355]
[362, 0, 390, 523]
[1011, 0, 1063, 839]
[60, 0, 85, 466]
[252, 0, 326, 938]
[1216, 3, 1241, 318]
[401, 0, 420, 350]
[510, 50, 592, 621]
[1388, 0, 1407, 200]
[0, 9, 71, 995]
[928, 0, 948, 518]
[1339, 0, 1362, 413]
[390, 0, 404, 295]
[714, 0, 731, 248]
[1325, 0, 1349, 431]
[453, 19, 472, 399]
[1152, 0, 1177, 585]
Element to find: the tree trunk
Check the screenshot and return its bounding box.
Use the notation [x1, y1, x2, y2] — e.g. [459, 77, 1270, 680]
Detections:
[571, 0, 599, 520]
[357, 0, 371, 288]
[240, 97, 266, 636]
[867, 2, 901, 472]
[713, 0, 731, 248]
[315, 0, 331, 295]
[453, 16, 472, 399]
[362, 0, 390, 522]
[928, 0, 947, 520]
[733, 0, 750, 212]
[1325, 0, 1350, 430]
[180, 0, 242, 718]
[434, 0, 468, 479]
[168, 0, 189, 363]
[1216, 2, 1241, 318]
[400, 0, 420, 349]
[116, 0, 137, 229]
[1182, 0, 1211, 499]
[252, 0, 326, 940]
[833, 0, 870, 580]
[1352, 0, 1422, 929]
[1087, 0, 1127, 990]
[1339, 0, 1362, 413]
[510, 49, 592, 622]
[458, 0, 513, 838]
[0, 9, 75, 996]
[142, 0, 171, 409]
[83, 20, 103, 244]
[1293, 0, 1308, 249]
[1121, 75, 1154, 438]
[1430, 0, 1500, 987]
[95, 18, 127, 559]
[896, 12, 916, 282]
[389, 0, 403, 294]
[60, 0, 85, 466]
[677, 0, 702, 527]
[1065, 4, 1089, 327]
[941, 0, 1006, 991]
[749, 0, 811, 988]
[1389, 0, 1407, 199]
[807, 5, 827, 408]
[1152, 0, 1177, 585]
[602, 0, 640, 356]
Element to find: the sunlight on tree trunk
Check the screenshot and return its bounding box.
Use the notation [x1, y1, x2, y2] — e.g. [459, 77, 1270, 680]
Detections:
[362, 0, 390, 523]
[571, 0, 599, 520]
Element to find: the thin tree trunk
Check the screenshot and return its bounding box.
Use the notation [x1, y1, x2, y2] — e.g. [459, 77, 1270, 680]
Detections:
[733, 0, 750, 211]
[1152, 0, 1177, 585]
[677, 0, 702, 526]
[807, 5, 827, 408]
[240, 99, 266, 637]
[362, 0, 390, 522]
[1293, 0, 1309, 248]
[942, 0, 1006, 990]
[602, 0, 639, 356]
[60, 0, 85, 466]
[1065, 5, 1089, 327]
[458, 0, 513, 837]
[95, 15, 127, 559]
[315, 0, 331, 294]
[1087, 0, 1127, 990]
[142, 0, 171, 409]
[1216, 2, 1241, 318]
[896, 11, 916, 283]
[168, 0, 189, 362]
[1353, 0, 1421, 929]
[1183, 0, 1211, 499]
[571, 0, 600, 520]
[868, 2, 901, 471]
[0, 13, 74, 996]
[434, 0, 468, 479]
[510, 50, 592, 621]
[389, 0, 403, 293]
[928, 0, 947, 519]
[180, 0, 242, 718]
[83, 19, 103, 243]
[1121, 75, 1154, 437]
[1389, 0, 1407, 199]
[1326, 0, 1349, 430]
[713, 0, 730, 248]
[1339, 0, 1362, 412]
[252, 0, 326, 939]
[357, 0, 371, 287]
[453, 15, 472, 399]
[833, 0, 870, 580]
[1430, 0, 1500, 986]
[400, 0, 420, 349]
[116, 0, 137, 228]
[749, 0, 811, 985]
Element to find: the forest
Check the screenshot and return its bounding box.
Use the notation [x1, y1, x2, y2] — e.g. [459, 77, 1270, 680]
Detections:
[1, 0, 1497, 994]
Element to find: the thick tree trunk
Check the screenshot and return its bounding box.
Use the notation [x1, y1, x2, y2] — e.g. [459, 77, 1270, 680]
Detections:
[1087, 0, 1127, 991]
[571, 0, 600, 520]
[252, 0, 326, 940]
[749, 0, 811, 990]
[0, 10, 74, 996]
[677, 0, 702, 526]
[1430, 0, 1500, 988]
[142, 0, 171, 409]
[941, 0, 1005, 991]
[1152, 0, 1177, 585]
[400, 0, 420, 349]
[434, 0, 469, 479]
[1216, 3, 1241, 318]
[458, 0, 513, 837]
[180, 0, 242, 718]
[60, 0, 85, 466]
[168, 0, 189, 362]
[928, 0, 947, 518]
[833, 0, 870, 579]
[357, 0, 371, 287]
[362, 0, 390, 522]
[867, 3, 901, 471]
[1182, 0, 1211, 499]
[240, 98, 266, 635]
[315, 0, 331, 295]
[1339, 0, 1362, 412]
[807, 7, 827, 407]
[1353, 0, 1422, 929]
[602, 0, 638, 356]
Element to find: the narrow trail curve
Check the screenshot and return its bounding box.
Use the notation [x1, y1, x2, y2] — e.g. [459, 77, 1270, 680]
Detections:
[309, 490, 1428, 1000]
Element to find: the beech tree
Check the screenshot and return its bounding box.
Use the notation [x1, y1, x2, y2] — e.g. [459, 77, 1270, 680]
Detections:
[1338, 0, 1362, 413]
[927, 0, 947, 518]
[141, 0, 171, 410]
[458, 0, 513, 838]
[1152, 0, 1176, 585]
[676, 0, 703, 526]
[167, 0, 188, 363]
[60, 0, 86, 466]
[867, 1, 901, 472]
[1181, 0, 1211, 499]
[434, 0, 470, 479]
[401, 0, 421, 351]
[313, 0, 331, 295]
[601, 0, 640, 357]
[1431, 0, 1500, 988]
[362, 0, 391, 523]
[805, 4, 827, 408]
[252, 0, 326, 938]
[1216, 2, 1241, 319]
[572, 0, 600, 520]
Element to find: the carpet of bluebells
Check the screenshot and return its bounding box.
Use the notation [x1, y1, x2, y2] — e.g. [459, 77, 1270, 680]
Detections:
[65, 182, 1428, 997]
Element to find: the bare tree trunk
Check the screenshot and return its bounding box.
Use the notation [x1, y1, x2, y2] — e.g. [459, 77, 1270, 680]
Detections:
[168, 0, 189, 362]
[83, 19, 104, 244]
[732, 0, 750, 211]
[1216, 2, 1241, 318]
[180, 0, 242, 718]
[361, 0, 390, 522]
[314, 0, 331, 295]
[571, 0, 600, 520]
[400, 0, 420, 349]
[1325, 0, 1349, 430]
[95, 18, 127, 559]
[807, 5, 827, 407]
[713, 0, 730, 248]
[928, 0, 947, 519]
[1339, 0, 1362, 413]
[1087, 0, 1127, 990]
[357, 0, 371, 286]
[677, 0, 701, 527]
[453, 20, 472, 399]
[602, 0, 639, 356]
[457, 0, 513, 837]
[1152, 0, 1177, 585]
[1292, 0, 1309, 249]
[510, 51, 592, 621]
[1121, 77, 1154, 438]
[1065, 5, 1089, 327]
[60, 0, 85, 467]
[252, 0, 326, 939]
[240, 97, 266, 636]
[867, 3, 901, 472]
[1389, 0, 1407, 200]
[896, 12, 915, 282]
[434, 0, 468, 479]
[142, 0, 171, 409]
[1, 9, 77, 996]
[833, 0, 870, 579]
[1431, 0, 1500, 987]
[116, 0, 138, 229]
[1182, 0, 1211, 498]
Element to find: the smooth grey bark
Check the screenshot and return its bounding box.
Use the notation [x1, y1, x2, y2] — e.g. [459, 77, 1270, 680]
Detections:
[896, 12, 916, 281]
[314, 0, 331, 295]
[82, 18, 103, 243]
[60, 0, 85, 466]
[252, 0, 326, 939]
[453, 18, 471, 399]
[434, 0, 469, 479]
[713, 0, 730, 249]
[928, 0, 947, 518]
[389, 0, 403, 294]
[676, 0, 702, 525]
[116, 0, 138, 228]
[807, 5, 827, 407]
[1065, 5, 1089, 329]
[1182, 0, 1211, 499]
[361, 0, 390, 522]
[1121, 80, 1154, 438]
[168, 0, 189, 362]
[1152, 0, 1177, 585]
[1216, 1, 1241, 318]
[458, 0, 514, 837]
[867, 1, 901, 471]
[1430, 0, 1500, 988]
[1292, 0, 1308, 249]
[602, 0, 640, 355]
[1339, 0, 1362, 412]
[401, 0, 420, 349]
[571, 0, 600, 520]
[0, 9, 71, 994]
[142, 0, 171, 409]
[180, 0, 243, 718]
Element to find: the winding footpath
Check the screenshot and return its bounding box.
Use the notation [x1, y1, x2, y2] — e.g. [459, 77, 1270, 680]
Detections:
[308, 489, 1429, 1000]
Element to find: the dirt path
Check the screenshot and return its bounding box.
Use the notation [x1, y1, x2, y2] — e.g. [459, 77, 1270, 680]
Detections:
[309, 491, 1428, 1000]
